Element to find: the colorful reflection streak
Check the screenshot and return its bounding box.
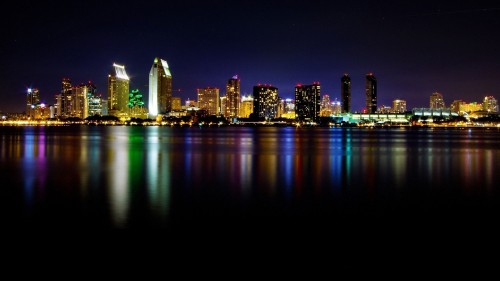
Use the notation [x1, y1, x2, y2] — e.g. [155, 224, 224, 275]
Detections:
[0, 126, 498, 231]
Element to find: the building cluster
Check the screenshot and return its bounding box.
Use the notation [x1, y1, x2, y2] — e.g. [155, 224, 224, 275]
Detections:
[15, 59, 499, 124]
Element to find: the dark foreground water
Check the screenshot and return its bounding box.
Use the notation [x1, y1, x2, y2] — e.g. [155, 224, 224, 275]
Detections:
[1, 125, 499, 267]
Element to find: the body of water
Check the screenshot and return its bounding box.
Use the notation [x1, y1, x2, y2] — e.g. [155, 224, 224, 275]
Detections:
[1, 126, 499, 259]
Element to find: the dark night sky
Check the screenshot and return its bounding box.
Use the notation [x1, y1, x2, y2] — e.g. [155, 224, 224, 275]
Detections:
[1, 0, 499, 113]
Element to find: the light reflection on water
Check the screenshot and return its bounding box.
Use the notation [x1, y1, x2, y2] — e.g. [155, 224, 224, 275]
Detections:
[0, 126, 499, 230]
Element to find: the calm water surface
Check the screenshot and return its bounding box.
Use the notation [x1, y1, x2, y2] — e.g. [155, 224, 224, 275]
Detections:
[1, 126, 499, 245]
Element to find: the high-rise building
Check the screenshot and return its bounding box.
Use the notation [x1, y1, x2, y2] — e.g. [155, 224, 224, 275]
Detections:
[59, 77, 72, 118]
[128, 89, 147, 118]
[197, 87, 220, 116]
[26, 88, 40, 119]
[430, 92, 445, 109]
[240, 95, 254, 118]
[253, 84, 279, 119]
[148, 57, 172, 117]
[220, 96, 228, 117]
[332, 99, 341, 115]
[392, 99, 407, 113]
[341, 74, 351, 113]
[73, 84, 87, 119]
[108, 63, 130, 117]
[365, 73, 377, 114]
[226, 75, 240, 118]
[483, 96, 498, 112]
[281, 98, 295, 119]
[88, 94, 103, 117]
[295, 82, 321, 122]
[171, 97, 182, 111]
[320, 94, 332, 117]
[451, 100, 465, 114]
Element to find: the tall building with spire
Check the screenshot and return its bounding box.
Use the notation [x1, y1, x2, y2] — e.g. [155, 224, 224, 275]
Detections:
[148, 57, 172, 117]
[365, 73, 377, 114]
[108, 63, 130, 116]
[341, 74, 351, 113]
[295, 82, 321, 122]
[225, 75, 240, 118]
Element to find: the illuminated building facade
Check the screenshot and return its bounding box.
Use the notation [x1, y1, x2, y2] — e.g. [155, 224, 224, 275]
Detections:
[58, 77, 72, 118]
[197, 87, 220, 116]
[365, 73, 377, 114]
[280, 98, 295, 119]
[88, 94, 103, 117]
[128, 89, 147, 118]
[26, 88, 40, 119]
[253, 85, 278, 119]
[295, 82, 321, 122]
[483, 96, 498, 112]
[450, 100, 464, 114]
[461, 102, 482, 113]
[226, 75, 240, 118]
[320, 94, 332, 117]
[220, 96, 227, 117]
[240, 95, 254, 118]
[108, 63, 130, 116]
[392, 99, 407, 113]
[148, 57, 172, 117]
[171, 97, 181, 111]
[73, 84, 87, 119]
[341, 74, 351, 113]
[430, 92, 445, 109]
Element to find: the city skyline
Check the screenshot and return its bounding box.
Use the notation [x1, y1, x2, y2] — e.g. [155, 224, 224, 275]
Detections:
[1, 1, 499, 113]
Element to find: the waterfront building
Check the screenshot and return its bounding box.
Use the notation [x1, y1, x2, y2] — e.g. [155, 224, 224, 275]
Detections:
[226, 75, 240, 118]
[365, 73, 377, 114]
[253, 84, 279, 119]
[320, 94, 332, 117]
[197, 87, 220, 116]
[26, 88, 40, 119]
[128, 89, 147, 119]
[148, 57, 172, 117]
[281, 98, 295, 119]
[220, 96, 227, 117]
[430, 92, 445, 109]
[240, 95, 254, 118]
[58, 77, 72, 118]
[171, 97, 182, 111]
[332, 99, 341, 115]
[295, 82, 321, 122]
[483, 96, 498, 113]
[108, 63, 130, 117]
[450, 100, 465, 114]
[341, 74, 351, 113]
[88, 94, 103, 117]
[392, 99, 407, 113]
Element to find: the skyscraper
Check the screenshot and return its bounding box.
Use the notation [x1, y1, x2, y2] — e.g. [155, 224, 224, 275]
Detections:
[253, 84, 279, 119]
[57, 77, 72, 118]
[365, 73, 377, 114]
[392, 99, 407, 113]
[197, 87, 220, 116]
[430, 92, 445, 109]
[148, 57, 172, 117]
[108, 63, 130, 116]
[341, 74, 351, 113]
[26, 88, 40, 119]
[482, 96, 497, 112]
[240, 95, 254, 118]
[226, 75, 240, 118]
[295, 82, 321, 122]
